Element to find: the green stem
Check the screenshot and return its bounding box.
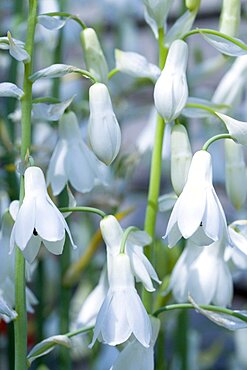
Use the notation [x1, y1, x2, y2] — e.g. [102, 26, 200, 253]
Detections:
[14, 2, 37, 369]
[108, 68, 120, 80]
[202, 133, 233, 151]
[153, 303, 247, 322]
[182, 28, 247, 51]
[66, 326, 93, 338]
[42, 12, 87, 29]
[142, 28, 167, 312]
[120, 226, 139, 253]
[59, 206, 106, 218]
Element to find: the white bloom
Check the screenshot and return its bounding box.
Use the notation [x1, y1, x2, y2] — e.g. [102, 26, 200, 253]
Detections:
[224, 139, 247, 209]
[164, 150, 228, 247]
[88, 83, 121, 165]
[170, 123, 192, 195]
[143, 0, 172, 38]
[100, 215, 161, 292]
[76, 268, 108, 329]
[110, 316, 160, 370]
[10, 166, 76, 263]
[228, 220, 247, 257]
[90, 253, 152, 348]
[80, 28, 108, 84]
[115, 49, 160, 81]
[212, 56, 247, 109]
[216, 112, 247, 146]
[47, 111, 107, 196]
[154, 40, 188, 122]
[169, 239, 233, 306]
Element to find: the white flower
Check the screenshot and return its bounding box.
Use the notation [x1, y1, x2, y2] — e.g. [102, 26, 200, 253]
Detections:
[115, 49, 160, 81]
[143, 0, 172, 38]
[76, 268, 108, 329]
[224, 139, 247, 209]
[10, 166, 76, 263]
[100, 215, 161, 292]
[169, 238, 233, 306]
[88, 83, 121, 165]
[170, 123, 192, 195]
[47, 111, 107, 196]
[164, 150, 228, 247]
[216, 112, 247, 146]
[228, 220, 247, 258]
[154, 40, 188, 122]
[80, 28, 108, 84]
[90, 253, 152, 348]
[109, 316, 160, 370]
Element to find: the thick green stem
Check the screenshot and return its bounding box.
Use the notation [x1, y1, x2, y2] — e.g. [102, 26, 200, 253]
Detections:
[142, 28, 167, 312]
[14, 1, 37, 369]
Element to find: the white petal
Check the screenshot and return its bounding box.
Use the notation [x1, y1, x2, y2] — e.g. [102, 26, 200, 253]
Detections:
[213, 262, 233, 307]
[35, 196, 65, 241]
[165, 223, 182, 248]
[21, 234, 42, 264]
[42, 236, 65, 255]
[101, 291, 132, 346]
[130, 251, 155, 292]
[189, 226, 215, 246]
[177, 186, 206, 238]
[201, 189, 221, 241]
[47, 139, 67, 196]
[216, 112, 247, 146]
[14, 197, 35, 250]
[111, 340, 150, 370]
[126, 290, 151, 347]
[89, 293, 112, 348]
[0, 82, 24, 99]
[9, 200, 19, 221]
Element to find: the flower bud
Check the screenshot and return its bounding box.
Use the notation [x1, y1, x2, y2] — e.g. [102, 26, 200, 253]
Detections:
[185, 0, 200, 11]
[88, 83, 121, 165]
[143, 0, 172, 38]
[154, 40, 188, 122]
[171, 124, 192, 195]
[80, 28, 108, 84]
[225, 139, 247, 209]
[219, 0, 241, 37]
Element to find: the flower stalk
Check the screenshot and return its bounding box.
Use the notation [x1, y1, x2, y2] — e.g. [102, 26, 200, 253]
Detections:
[14, 1, 37, 369]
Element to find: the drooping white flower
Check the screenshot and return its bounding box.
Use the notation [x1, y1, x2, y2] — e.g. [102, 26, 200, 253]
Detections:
[100, 215, 161, 292]
[154, 40, 188, 122]
[143, 0, 172, 38]
[109, 316, 160, 370]
[76, 268, 108, 329]
[10, 166, 76, 263]
[164, 150, 228, 247]
[80, 28, 109, 84]
[224, 139, 247, 209]
[216, 112, 247, 146]
[0, 209, 37, 322]
[88, 83, 121, 165]
[47, 111, 107, 196]
[169, 238, 233, 306]
[228, 220, 247, 258]
[170, 123, 192, 195]
[90, 253, 152, 348]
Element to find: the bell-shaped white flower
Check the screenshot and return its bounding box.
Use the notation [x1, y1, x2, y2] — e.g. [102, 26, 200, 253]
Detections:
[90, 253, 152, 348]
[100, 215, 161, 292]
[170, 123, 192, 195]
[109, 316, 160, 370]
[47, 111, 107, 196]
[219, 0, 241, 37]
[169, 238, 233, 306]
[10, 166, 76, 263]
[164, 150, 228, 247]
[216, 112, 247, 146]
[224, 139, 247, 209]
[76, 268, 108, 329]
[154, 40, 188, 122]
[143, 0, 172, 38]
[88, 83, 121, 165]
[80, 28, 108, 84]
